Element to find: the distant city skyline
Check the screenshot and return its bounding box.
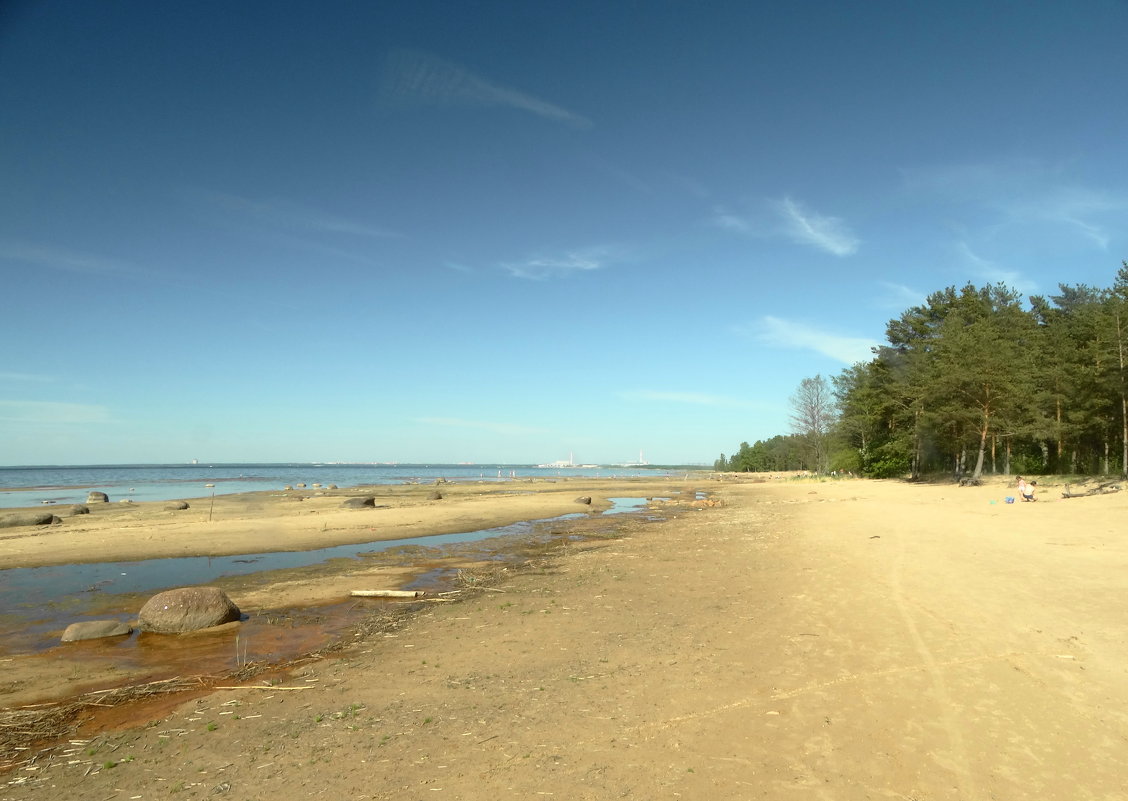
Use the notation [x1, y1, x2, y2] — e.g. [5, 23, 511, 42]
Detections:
[3, 1, 1127, 466]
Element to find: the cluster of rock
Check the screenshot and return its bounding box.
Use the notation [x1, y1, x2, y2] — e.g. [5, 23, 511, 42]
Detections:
[1, 497, 192, 529]
[0, 504, 89, 528]
[60, 586, 242, 643]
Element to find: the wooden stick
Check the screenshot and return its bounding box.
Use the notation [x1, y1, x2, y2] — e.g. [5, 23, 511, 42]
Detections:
[349, 590, 426, 598]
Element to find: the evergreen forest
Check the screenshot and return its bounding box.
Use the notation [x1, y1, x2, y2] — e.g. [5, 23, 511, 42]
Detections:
[716, 263, 1128, 480]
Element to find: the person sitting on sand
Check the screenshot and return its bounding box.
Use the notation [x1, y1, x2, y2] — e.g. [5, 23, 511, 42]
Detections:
[1020, 479, 1037, 502]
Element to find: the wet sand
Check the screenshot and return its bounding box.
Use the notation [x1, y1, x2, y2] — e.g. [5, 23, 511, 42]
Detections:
[0, 477, 701, 710]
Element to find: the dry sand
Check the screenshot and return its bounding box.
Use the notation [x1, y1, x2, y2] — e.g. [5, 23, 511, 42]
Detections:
[4, 475, 1128, 800]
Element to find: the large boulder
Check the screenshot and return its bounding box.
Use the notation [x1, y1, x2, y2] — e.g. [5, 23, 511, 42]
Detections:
[67, 504, 90, 516]
[0, 512, 61, 528]
[165, 501, 190, 511]
[137, 587, 241, 633]
[87, 491, 109, 503]
[61, 620, 133, 642]
[342, 496, 376, 508]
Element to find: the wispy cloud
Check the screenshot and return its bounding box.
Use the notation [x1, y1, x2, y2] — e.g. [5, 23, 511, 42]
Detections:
[617, 390, 753, 408]
[744, 317, 880, 365]
[710, 207, 751, 233]
[876, 281, 928, 310]
[901, 159, 1128, 250]
[0, 241, 145, 277]
[413, 417, 547, 436]
[381, 49, 592, 130]
[1007, 185, 1124, 249]
[774, 197, 860, 256]
[502, 247, 618, 280]
[954, 242, 1038, 293]
[0, 400, 110, 424]
[199, 191, 397, 240]
[0, 371, 55, 383]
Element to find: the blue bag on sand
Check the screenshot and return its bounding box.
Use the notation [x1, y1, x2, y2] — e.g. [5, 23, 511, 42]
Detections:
[1005, 497, 1015, 504]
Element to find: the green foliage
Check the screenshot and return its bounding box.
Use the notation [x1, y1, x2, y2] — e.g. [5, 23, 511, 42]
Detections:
[719, 436, 808, 472]
[726, 264, 1128, 480]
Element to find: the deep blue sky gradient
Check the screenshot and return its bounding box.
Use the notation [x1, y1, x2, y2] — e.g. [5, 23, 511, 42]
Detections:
[3, 1, 1127, 464]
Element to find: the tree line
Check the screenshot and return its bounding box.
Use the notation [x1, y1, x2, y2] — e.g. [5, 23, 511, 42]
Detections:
[717, 263, 1128, 480]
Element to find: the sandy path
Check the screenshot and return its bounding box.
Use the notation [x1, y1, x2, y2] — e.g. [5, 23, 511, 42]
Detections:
[5, 477, 1128, 799]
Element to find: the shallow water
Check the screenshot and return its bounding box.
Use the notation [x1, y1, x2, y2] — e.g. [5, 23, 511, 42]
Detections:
[0, 497, 652, 653]
[0, 464, 670, 508]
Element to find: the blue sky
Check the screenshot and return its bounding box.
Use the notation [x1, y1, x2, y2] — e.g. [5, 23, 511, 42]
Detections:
[2, 1, 1127, 466]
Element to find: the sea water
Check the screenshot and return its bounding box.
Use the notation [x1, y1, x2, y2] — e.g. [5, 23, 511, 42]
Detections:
[0, 463, 668, 509]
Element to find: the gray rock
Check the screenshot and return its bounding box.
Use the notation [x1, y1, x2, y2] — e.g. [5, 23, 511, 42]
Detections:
[165, 501, 190, 510]
[295, 483, 307, 488]
[0, 512, 61, 528]
[87, 491, 109, 503]
[574, 496, 592, 505]
[61, 620, 133, 642]
[283, 485, 293, 491]
[137, 587, 242, 633]
[326, 484, 338, 490]
[68, 504, 90, 516]
[342, 496, 376, 508]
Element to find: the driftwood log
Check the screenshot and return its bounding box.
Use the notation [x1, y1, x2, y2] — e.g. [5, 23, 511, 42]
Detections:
[1061, 481, 1121, 499]
[349, 590, 426, 598]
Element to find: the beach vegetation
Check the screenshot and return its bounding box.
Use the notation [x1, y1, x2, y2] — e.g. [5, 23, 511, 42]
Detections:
[722, 263, 1128, 480]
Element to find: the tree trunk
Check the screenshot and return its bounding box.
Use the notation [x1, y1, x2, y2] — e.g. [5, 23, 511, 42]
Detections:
[972, 424, 988, 479]
[1056, 396, 1063, 472]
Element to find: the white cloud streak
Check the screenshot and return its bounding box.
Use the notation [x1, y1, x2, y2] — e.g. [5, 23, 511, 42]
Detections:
[0, 400, 110, 424]
[710, 208, 751, 233]
[876, 281, 927, 310]
[413, 417, 547, 436]
[901, 160, 1128, 250]
[382, 50, 592, 130]
[201, 192, 397, 239]
[749, 317, 880, 365]
[0, 372, 55, 383]
[954, 242, 1038, 294]
[502, 248, 614, 280]
[775, 197, 860, 256]
[0, 241, 144, 277]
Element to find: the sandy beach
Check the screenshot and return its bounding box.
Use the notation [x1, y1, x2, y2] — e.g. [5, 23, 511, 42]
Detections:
[4, 474, 1128, 799]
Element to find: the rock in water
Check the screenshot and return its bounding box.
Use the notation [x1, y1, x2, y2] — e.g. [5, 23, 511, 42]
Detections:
[138, 587, 241, 633]
[61, 620, 133, 642]
[87, 491, 109, 503]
